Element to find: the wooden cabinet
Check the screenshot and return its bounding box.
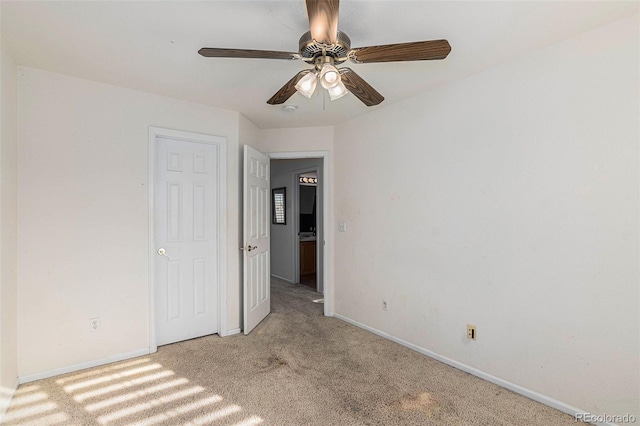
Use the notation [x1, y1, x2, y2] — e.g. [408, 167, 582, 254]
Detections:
[300, 240, 316, 277]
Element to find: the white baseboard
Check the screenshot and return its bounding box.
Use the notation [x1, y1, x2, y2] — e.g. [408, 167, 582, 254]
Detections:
[270, 274, 294, 284]
[333, 314, 610, 426]
[18, 349, 151, 384]
[18, 328, 244, 384]
[0, 377, 19, 424]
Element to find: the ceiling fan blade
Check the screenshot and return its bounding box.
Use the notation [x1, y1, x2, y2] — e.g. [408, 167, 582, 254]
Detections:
[198, 48, 298, 60]
[340, 68, 384, 107]
[267, 70, 309, 105]
[306, 0, 340, 45]
[350, 39, 451, 63]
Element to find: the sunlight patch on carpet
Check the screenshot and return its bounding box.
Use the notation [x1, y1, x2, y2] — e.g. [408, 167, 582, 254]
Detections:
[398, 392, 441, 418]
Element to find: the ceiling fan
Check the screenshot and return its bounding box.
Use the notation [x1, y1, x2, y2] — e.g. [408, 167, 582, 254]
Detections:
[198, 0, 451, 107]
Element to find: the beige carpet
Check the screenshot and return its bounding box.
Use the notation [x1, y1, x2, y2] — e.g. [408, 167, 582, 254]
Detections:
[4, 278, 577, 425]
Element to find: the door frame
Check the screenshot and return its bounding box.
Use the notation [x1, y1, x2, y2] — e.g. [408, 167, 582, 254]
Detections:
[292, 166, 321, 291]
[268, 151, 332, 317]
[148, 127, 228, 353]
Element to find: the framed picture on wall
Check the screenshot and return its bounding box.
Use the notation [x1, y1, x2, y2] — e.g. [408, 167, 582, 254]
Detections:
[272, 187, 286, 225]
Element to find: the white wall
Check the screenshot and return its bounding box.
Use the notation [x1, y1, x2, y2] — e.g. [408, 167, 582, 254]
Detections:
[270, 159, 323, 284]
[257, 126, 334, 154]
[0, 26, 19, 418]
[17, 68, 243, 377]
[239, 115, 260, 151]
[333, 16, 639, 418]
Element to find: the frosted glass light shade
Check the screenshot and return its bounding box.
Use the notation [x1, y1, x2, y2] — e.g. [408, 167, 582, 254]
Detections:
[295, 72, 318, 98]
[328, 79, 348, 100]
[320, 64, 340, 89]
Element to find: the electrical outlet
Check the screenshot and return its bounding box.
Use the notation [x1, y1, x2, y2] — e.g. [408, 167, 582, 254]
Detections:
[338, 221, 347, 232]
[467, 324, 476, 340]
[382, 300, 389, 311]
[90, 317, 101, 333]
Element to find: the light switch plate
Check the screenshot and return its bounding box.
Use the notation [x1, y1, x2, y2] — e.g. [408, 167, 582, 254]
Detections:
[338, 221, 347, 232]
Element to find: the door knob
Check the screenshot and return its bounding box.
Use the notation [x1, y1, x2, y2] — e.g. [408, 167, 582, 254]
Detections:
[246, 245, 258, 252]
[158, 248, 166, 256]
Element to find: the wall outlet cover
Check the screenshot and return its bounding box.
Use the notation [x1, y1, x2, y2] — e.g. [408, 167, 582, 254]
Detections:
[467, 324, 476, 340]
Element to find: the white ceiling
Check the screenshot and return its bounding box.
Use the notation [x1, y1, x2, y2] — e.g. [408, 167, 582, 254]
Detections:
[2, 1, 637, 129]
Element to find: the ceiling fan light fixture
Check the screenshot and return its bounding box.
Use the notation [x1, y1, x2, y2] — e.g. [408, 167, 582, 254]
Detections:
[295, 71, 318, 98]
[328, 79, 348, 100]
[320, 63, 340, 89]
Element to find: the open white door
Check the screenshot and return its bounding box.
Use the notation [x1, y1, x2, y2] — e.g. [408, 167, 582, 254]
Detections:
[243, 145, 270, 334]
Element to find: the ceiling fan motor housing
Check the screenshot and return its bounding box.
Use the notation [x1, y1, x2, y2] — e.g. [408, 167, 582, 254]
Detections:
[298, 30, 351, 64]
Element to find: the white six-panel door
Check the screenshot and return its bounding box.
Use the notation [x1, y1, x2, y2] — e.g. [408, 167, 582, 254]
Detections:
[243, 145, 271, 334]
[155, 136, 220, 346]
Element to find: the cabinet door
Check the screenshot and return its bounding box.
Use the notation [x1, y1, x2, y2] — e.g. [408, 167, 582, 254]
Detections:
[300, 241, 316, 275]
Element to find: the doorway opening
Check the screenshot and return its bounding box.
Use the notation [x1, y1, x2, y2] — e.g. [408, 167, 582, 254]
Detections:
[267, 151, 330, 317]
